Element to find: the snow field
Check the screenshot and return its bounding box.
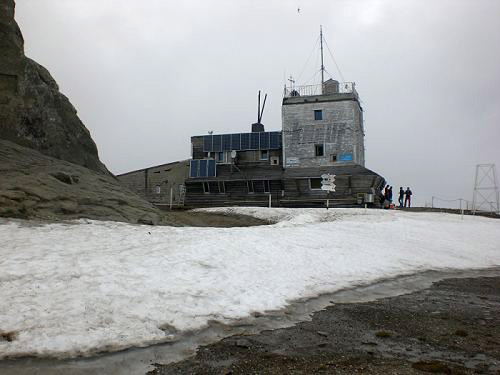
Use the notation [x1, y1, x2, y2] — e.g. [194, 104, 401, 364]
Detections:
[0, 208, 499, 359]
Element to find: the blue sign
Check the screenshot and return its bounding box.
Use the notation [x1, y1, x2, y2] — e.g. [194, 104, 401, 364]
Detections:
[338, 153, 353, 161]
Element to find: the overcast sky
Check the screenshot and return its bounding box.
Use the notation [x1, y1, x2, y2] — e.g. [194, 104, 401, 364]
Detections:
[15, 0, 500, 207]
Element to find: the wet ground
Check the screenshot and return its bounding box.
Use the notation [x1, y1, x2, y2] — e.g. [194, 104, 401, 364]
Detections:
[150, 275, 500, 375]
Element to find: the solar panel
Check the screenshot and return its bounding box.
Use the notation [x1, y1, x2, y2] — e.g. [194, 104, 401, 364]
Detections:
[190, 160, 199, 178]
[231, 134, 241, 150]
[199, 160, 208, 177]
[203, 136, 212, 152]
[250, 132, 259, 149]
[259, 132, 270, 149]
[270, 132, 280, 149]
[212, 135, 221, 152]
[241, 133, 250, 150]
[222, 134, 231, 151]
[207, 159, 216, 177]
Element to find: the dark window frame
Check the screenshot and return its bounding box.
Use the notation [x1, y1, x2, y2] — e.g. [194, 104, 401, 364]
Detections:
[263, 180, 270, 193]
[202, 182, 210, 194]
[309, 178, 322, 190]
[247, 180, 255, 194]
[314, 109, 323, 120]
[315, 144, 324, 157]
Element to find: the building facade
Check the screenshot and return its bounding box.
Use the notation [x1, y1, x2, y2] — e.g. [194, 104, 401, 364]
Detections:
[118, 81, 385, 208]
[282, 79, 365, 168]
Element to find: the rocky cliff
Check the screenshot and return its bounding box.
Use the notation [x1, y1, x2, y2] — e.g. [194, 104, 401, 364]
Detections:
[0, 0, 108, 174]
[0, 0, 171, 224]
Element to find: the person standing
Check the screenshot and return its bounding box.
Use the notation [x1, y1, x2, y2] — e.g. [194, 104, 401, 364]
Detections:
[404, 187, 412, 208]
[398, 187, 404, 207]
[388, 186, 393, 203]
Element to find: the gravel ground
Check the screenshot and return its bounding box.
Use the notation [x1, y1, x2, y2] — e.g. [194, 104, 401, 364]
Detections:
[149, 276, 500, 374]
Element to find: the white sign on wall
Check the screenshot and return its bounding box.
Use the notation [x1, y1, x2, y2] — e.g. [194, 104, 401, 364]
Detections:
[285, 157, 300, 167]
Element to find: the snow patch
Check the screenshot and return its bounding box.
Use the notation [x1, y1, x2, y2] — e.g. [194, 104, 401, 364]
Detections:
[0, 208, 499, 358]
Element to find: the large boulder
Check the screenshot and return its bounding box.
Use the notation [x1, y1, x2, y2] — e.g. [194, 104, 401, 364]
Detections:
[0, 0, 108, 174]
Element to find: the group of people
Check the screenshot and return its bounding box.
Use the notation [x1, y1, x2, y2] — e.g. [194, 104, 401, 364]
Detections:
[383, 185, 413, 208]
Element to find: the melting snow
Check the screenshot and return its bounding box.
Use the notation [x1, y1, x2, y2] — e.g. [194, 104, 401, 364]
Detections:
[0, 208, 499, 358]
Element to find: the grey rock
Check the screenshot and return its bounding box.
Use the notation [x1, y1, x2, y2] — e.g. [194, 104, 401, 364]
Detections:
[0, 140, 175, 225]
[235, 339, 251, 348]
[0, 0, 108, 174]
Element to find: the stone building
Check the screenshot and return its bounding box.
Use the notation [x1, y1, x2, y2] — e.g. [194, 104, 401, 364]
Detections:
[282, 79, 365, 168]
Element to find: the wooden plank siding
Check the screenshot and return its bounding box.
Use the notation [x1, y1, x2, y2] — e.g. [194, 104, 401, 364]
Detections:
[184, 164, 385, 208]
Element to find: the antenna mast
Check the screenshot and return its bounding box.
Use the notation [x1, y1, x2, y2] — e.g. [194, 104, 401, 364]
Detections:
[320, 25, 325, 86]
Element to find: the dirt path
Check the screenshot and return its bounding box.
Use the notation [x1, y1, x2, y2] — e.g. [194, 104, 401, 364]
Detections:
[150, 276, 500, 374]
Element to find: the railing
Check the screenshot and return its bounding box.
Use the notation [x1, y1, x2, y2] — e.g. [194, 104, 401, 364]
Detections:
[283, 82, 357, 98]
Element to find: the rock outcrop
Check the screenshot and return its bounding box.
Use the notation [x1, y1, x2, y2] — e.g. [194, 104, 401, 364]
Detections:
[0, 0, 171, 224]
[0, 140, 173, 224]
[0, 0, 108, 174]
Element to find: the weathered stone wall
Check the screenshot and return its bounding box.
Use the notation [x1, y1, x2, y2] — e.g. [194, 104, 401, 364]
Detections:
[282, 98, 365, 168]
[117, 161, 189, 207]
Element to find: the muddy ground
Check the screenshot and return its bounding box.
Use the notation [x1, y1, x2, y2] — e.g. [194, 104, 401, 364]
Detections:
[165, 210, 270, 227]
[150, 276, 500, 374]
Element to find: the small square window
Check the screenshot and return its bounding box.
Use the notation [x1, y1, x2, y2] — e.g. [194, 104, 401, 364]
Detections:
[260, 150, 269, 160]
[314, 110, 323, 120]
[315, 144, 324, 157]
[331, 154, 337, 162]
[310, 178, 322, 190]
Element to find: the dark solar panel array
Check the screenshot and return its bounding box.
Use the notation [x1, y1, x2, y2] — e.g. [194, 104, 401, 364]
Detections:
[203, 132, 281, 152]
[190, 159, 216, 178]
[240, 133, 250, 150]
[222, 134, 231, 151]
[231, 134, 241, 150]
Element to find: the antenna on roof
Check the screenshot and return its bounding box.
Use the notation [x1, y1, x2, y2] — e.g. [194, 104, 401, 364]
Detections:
[259, 92, 267, 123]
[320, 25, 325, 86]
[252, 90, 267, 132]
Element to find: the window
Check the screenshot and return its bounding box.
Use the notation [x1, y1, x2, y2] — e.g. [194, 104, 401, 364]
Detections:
[219, 181, 226, 194]
[202, 182, 210, 193]
[331, 154, 337, 162]
[247, 180, 254, 193]
[216, 152, 225, 163]
[315, 144, 324, 157]
[310, 178, 322, 190]
[270, 156, 279, 165]
[260, 150, 269, 160]
[314, 109, 323, 120]
[155, 185, 161, 194]
[263, 180, 270, 193]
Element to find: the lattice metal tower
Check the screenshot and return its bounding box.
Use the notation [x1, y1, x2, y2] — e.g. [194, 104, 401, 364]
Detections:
[472, 164, 499, 214]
